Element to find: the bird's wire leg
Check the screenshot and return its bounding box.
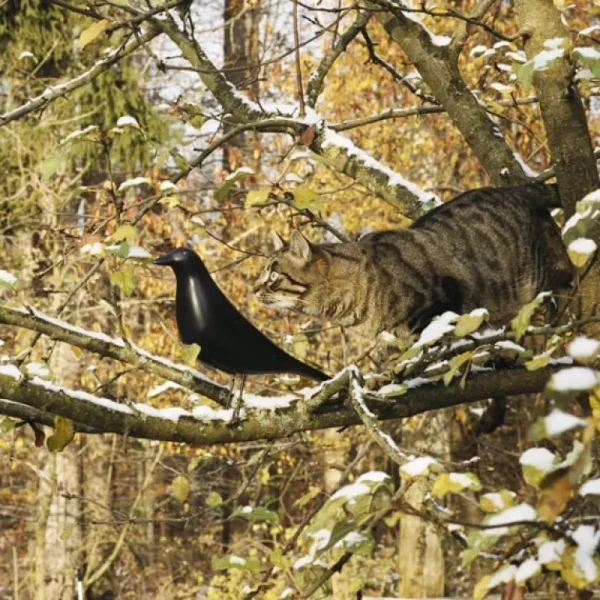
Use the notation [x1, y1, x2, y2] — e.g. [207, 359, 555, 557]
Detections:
[230, 374, 247, 426]
[225, 377, 236, 409]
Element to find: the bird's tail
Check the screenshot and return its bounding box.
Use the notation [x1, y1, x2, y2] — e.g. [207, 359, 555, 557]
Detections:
[294, 362, 329, 382]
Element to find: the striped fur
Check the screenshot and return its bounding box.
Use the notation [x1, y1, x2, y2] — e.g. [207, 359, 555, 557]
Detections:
[255, 184, 573, 337]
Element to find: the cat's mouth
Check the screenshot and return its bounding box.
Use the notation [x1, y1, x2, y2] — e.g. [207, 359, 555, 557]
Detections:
[256, 291, 304, 310]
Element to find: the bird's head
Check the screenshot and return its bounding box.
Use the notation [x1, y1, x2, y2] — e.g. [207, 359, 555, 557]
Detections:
[153, 247, 201, 271]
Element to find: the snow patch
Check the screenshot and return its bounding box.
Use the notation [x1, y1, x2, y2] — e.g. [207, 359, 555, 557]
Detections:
[483, 503, 536, 537]
[0, 364, 22, 380]
[520, 447, 556, 472]
[330, 482, 370, 501]
[544, 408, 587, 436]
[0, 270, 17, 286]
[572, 525, 600, 582]
[579, 478, 600, 496]
[568, 336, 600, 361]
[400, 456, 438, 477]
[549, 367, 600, 392]
[116, 115, 140, 128]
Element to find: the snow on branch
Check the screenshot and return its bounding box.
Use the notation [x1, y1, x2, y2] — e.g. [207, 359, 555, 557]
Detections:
[153, 16, 438, 218]
[0, 304, 231, 405]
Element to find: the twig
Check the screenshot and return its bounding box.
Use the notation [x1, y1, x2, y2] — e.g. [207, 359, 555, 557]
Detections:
[293, 0, 306, 117]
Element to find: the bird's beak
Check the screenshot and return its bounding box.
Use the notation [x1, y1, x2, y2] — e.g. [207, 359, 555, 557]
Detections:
[153, 255, 173, 266]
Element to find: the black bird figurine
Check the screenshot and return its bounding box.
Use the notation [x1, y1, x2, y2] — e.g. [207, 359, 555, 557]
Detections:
[153, 248, 328, 420]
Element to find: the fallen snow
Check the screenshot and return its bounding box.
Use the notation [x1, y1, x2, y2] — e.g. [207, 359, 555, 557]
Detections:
[415, 311, 459, 347]
[357, 471, 390, 483]
[568, 237, 597, 255]
[538, 539, 565, 564]
[0, 270, 17, 286]
[148, 381, 183, 398]
[191, 405, 232, 421]
[18, 50, 35, 60]
[31, 376, 134, 415]
[0, 364, 22, 380]
[116, 115, 140, 128]
[483, 503, 536, 536]
[579, 478, 600, 496]
[117, 177, 152, 192]
[532, 48, 564, 71]
[549, 367, 600, 392]
[515, 558, 540, 584]
[105, 244, 153, 259]
[133, 403, 191, 421]
[582, 189, 600, 203]
[60, 125, 99, 145]
[223, 166, 254, 181]
[568, 336, 600, 361]
[449, 472, 477, 488]
[575, 47, 600, 60]
[160, 180, 177, 191]
[519, 447, 556, 472]
[229, 555, 246, 566]
[243, 392, 297, 410]
[400, 456, 438, 478]
[481, 492, 514, 511]
[330, 482, 370, 501]
[572, 525, 600, 582]
[544, 408, 587, 436]
[24, 362, 50, 378]
[495, 340, 526, 353]
[80, 242, 104, 256]
[489, 564, 517, 587]
[27, 305, 126, 348]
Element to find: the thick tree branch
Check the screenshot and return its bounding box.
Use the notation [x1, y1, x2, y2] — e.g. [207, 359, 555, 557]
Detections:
[0, 305, 231, 405]
[0, 362, 557, 446]
[514, 0, 599, 214]
[366, 0, 534, 186]
[154, 16, 439, 217]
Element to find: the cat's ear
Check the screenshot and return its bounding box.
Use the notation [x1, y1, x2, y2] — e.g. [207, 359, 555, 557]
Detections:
[271, 231, 285, 252]
[290, 230, 312, 261]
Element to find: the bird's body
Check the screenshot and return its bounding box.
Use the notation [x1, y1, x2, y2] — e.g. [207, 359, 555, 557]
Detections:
[154, 248, 328, 382]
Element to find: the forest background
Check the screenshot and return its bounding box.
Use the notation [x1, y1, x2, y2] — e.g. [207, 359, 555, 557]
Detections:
[1, 0, 600, 598]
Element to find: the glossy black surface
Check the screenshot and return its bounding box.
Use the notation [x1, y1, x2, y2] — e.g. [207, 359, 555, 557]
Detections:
[154, 248, 328, 381]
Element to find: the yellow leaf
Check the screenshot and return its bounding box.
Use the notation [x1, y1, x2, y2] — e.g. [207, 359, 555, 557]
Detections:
[537, 470, 574, 522]
[473, 575, 492, 600]
[511, 293, 549, 341]
[47, 416, 75, 453]
[78, 19, 110, 50]
[454, 311, 487, 337]
[110, 224, 137, 243]
[245, 188, 270, 207]
[525, 351, 551, 371]
[171, 475, 190, 502]
[181, 343, 201, 365]
[292, 185, 318, 209]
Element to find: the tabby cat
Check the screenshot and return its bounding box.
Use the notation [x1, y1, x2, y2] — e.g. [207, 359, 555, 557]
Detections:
[255, 184, 572, 338]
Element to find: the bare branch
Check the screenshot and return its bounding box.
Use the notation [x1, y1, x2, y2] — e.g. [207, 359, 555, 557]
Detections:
[306, 9, 372, 107]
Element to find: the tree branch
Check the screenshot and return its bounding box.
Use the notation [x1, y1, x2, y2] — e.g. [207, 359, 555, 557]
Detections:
[0, 27, 160, 127]
[0, 361, 558, 446]
[365, 0, 535, 186]
[306, 9, 373, 107]
[0, 305, 231, 405]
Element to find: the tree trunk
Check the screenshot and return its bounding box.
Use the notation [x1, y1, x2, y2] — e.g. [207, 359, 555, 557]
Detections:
[398, 412, 449, 597]
[222, 0, 261, 171]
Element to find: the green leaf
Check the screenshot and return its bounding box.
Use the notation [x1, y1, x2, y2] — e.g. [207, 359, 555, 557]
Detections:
[0, 269, 18, 290]
[0, 418, 17, 433]
[245, 188, 270, 207]
[292, 185, 318, 209]
[206, 491, 223, 507]
[431, 472, 481, 497]
[110, 224, 138, 243]
[511, 292, 549, 341]
[41, 155, 64, 180]
[110, 265, 135, 296]
[516, 60, 535, 88]
[105, 242, 130, 259]
[171, 475, 190, 502]
[78, 19, 110, 49]
[525, 351, 552, 371]
[214, 167, 254, 202]
[454, 310, 488, 337]
[212, 554, 259, 573]
[47, 416, 75, 453]
[294, 486, 321, 508]
[443, 351, 473, 386]
[318, 519, 357, 554]
[181, 343, 201, 365]
[574, 47, 600, 78]
[233, 505, 279, 524]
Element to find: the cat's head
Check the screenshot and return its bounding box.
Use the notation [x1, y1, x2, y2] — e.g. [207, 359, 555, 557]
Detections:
[254, 230, 324, 314]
